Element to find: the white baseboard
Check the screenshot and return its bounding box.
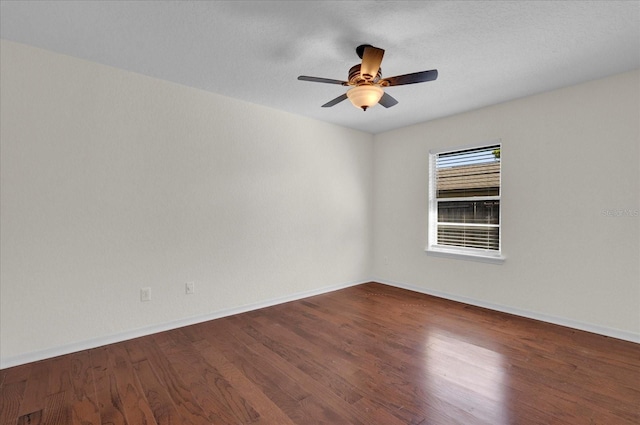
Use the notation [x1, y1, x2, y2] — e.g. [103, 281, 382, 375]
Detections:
[0, 279, 368, 370]
[4, 277, 637, 369]
[375, 278, 640, 344]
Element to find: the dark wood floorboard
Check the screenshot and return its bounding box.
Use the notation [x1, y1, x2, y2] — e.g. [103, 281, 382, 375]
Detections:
[1, 282, 639, 424]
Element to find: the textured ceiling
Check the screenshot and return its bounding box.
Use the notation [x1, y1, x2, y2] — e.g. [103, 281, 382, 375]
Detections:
[1, 1, 639, 134]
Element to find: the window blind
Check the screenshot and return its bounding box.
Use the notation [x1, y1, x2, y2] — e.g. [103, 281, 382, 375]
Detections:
[434, 144, 501, 251]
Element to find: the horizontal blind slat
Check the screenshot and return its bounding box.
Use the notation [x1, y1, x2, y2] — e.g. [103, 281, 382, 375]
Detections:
[437, 224, 500, 250]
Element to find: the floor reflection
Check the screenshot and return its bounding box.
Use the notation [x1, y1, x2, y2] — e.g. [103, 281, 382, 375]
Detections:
[425, 330, 510, 424]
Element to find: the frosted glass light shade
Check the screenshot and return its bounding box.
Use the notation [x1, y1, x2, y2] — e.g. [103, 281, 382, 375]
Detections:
[347, 85, 384, 111]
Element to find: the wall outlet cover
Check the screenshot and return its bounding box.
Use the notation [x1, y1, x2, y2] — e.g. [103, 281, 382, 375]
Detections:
[140, 287, 151, 302]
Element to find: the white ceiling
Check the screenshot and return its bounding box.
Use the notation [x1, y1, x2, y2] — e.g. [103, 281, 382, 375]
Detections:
[1, 1, 639, 134]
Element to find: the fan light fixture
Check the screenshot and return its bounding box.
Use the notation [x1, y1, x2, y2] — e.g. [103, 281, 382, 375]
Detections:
[347, 85, 384, 111]
[298, 44, 438, 111]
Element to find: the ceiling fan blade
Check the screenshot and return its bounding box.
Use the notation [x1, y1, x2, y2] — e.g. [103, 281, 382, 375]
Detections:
[360, 46, 385, 81]
[298, 76, 348, 85]
[383, 69, 438, 86]
[321, 93, 348, 107]
[379, 92, 399, 108]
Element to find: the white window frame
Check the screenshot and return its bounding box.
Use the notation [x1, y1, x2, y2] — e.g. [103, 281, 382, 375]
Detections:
[426, 141, 505, 264]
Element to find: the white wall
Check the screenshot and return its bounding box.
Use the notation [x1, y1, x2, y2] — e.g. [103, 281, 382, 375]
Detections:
[0, 40, 373, 366]
[372, 69, 640, 341]
[2, 39, 638, 369]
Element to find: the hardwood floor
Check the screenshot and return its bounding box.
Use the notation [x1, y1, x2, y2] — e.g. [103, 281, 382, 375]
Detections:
[1, 282, 639, 424]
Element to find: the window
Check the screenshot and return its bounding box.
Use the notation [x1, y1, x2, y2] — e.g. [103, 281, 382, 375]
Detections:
[427, 142, 504, 263]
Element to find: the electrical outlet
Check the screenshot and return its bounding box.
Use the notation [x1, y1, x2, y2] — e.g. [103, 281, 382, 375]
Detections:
[185, 281, 195, 295]
[384, 256, 389, 265]
[140, 287, 151, 302]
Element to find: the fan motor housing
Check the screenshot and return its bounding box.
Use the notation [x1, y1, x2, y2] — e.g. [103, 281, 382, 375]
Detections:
[348, 64, 382, 86]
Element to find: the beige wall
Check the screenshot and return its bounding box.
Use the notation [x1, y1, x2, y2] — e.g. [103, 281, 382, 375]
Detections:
[0, 40, 373, 365]
[2, 39, 638, 368]
[372, 69, 640, 340]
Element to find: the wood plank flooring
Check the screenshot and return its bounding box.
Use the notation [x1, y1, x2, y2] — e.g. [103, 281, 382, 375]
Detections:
[1, 282, 639, 424]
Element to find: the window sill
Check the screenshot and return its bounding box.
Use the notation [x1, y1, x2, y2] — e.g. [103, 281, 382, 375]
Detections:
[426, 246, 505, 265]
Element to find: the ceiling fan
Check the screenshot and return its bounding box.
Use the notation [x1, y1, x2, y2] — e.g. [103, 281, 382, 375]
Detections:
[298, 44, 438, 111]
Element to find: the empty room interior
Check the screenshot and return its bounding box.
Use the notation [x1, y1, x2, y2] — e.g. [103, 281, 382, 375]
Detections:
[1, 1, 639, 424]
